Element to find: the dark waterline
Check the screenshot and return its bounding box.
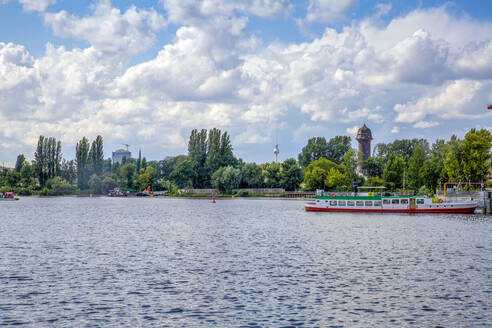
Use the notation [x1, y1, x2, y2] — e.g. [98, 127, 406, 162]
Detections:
[1, 197, 491, 327]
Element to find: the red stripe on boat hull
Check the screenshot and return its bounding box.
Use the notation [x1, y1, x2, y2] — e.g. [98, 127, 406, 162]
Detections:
[305, 206, 476, 214]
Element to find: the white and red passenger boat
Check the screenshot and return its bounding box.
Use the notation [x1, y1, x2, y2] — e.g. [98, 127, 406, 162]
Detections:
[305, 191, 477, 214]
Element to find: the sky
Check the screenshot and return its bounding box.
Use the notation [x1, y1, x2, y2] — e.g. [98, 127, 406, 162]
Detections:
[1, 0, 492, 166]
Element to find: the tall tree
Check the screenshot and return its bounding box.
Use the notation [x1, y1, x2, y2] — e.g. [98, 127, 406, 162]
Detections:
[443, 135, 465, 183]
[92, 135, 104, 176]
[188, 129, 209, 188]
[60, 159, 76, 184]
[76, 137, 90, 189]
[33, 136, 61, 186]
[298, 137, 329, 167]
[206, 128, 222, 173]
[14, 154, 26, 173]
[382, 152, 405, 190]
[462, 128, 492, 183]
[407, 145, 427, 190]
[327, 136, 351, 164]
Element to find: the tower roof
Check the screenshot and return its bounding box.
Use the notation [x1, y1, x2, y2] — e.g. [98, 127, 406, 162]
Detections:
[356, 124, 373, 140]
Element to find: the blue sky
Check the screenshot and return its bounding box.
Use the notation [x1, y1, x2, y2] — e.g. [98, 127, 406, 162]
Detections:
[0, 0, 491, 166]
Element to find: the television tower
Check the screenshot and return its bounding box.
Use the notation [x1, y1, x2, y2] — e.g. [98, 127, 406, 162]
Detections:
[273, 135, 279, 163]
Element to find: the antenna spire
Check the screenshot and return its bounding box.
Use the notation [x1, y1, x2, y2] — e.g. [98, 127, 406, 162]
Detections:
[273, 133, 279, 163]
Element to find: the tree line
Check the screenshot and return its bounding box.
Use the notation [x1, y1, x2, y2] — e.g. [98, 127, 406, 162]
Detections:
[1, 128, 491, 195]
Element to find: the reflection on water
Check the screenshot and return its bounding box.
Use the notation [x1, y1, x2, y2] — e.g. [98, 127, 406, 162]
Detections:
[1, 197, 491, 326]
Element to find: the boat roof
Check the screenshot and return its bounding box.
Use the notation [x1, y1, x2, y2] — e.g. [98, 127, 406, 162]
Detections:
[317, 195, 426, 200]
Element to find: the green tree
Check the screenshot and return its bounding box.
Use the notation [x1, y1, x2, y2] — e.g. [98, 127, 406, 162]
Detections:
[20, 163, 34, 186]
[422, 139, 447, 191]
[206, 128, 236, 174]
[188, 129, 209, 187]
[280, 158, 303, 191]
[169, 159, 196, 189]
[88, 135, 104, 176]
[136, 149, 142, 173]
[118, 163, 136, 190]
[303, 157, 340, 190]
[462, 128, 492, 183]
[60, 159, 76, 184]
[382, 153, 405, 190]
[362, 156, 384, 177]
[341, 149, 358, 183]
[76, 137, 90, 189]
[263, 162, 281, 188]
[443, 135, 465, 183]
[211, 166, 242, 193]
[241, 163, 263, 188]
[304, 166, 329, 190]
[325, 167, 345, 189]
[33, 136, 62, 186]
[102, 175, 117, 193]
[366, 176, 384, 187]
[14, 154, 26, 173]
[46, 177, 73, 195]
[136, 166, 155, 191]
[104, 158, 112, 174]
[88, 174, 103, 194]
[298, 137, 329, 167]
[407, 145, 427, 190]
[327, 136, 351, 164]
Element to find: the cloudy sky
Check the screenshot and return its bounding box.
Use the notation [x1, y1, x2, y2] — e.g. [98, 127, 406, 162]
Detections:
[1, 0, 492, 166]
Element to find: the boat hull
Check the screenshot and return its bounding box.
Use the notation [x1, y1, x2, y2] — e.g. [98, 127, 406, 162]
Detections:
[305, 206, 476, 214]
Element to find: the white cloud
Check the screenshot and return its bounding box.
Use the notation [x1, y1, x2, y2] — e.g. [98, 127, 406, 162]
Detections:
[306, 0, 355, 23]
[394, 79, 484, 123]
[1, 0, 56, 12]
[44, 0, 166, 56]
[413, 121, 439, 128]
[346, 125, 359, 135]
[339, 107, 384, 123]
[375, 3, 391, 18]
[2, 2, 492, 164]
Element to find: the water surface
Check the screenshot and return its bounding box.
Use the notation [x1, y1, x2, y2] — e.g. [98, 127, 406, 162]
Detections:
[1, 197, 491, 327]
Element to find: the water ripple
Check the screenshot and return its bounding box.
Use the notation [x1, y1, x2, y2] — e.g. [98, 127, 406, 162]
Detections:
[0, 197, 491, 326]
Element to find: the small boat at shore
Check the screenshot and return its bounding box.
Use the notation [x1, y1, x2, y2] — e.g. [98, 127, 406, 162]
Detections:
[0, 192, 19, 201]
[305, 190, 477, 214]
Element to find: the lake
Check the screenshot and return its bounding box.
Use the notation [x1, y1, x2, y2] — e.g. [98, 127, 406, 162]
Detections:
[1, 197, 491, 327]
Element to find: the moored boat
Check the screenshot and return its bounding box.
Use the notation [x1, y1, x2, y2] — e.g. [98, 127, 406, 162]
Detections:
[0, 192, 19, 201]
[305, 191, 477, 214]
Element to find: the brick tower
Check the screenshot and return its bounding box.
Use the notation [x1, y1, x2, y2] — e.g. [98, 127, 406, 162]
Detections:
[356, 124, 372, 175]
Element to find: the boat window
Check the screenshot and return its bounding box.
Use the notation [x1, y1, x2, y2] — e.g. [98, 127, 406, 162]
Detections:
[329, 200, 337, 206]
[392, 199, 399, 204]
[365, 201, 372, 206]
[347, 200, 355, 206]
[338, 200, 346, 206]
[417, 199, 424, 204]
[401, 199, 408, 204]
[383, 199, 390, 205]
[356, 201, 364, 206]
[374, 201, 381, 206]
